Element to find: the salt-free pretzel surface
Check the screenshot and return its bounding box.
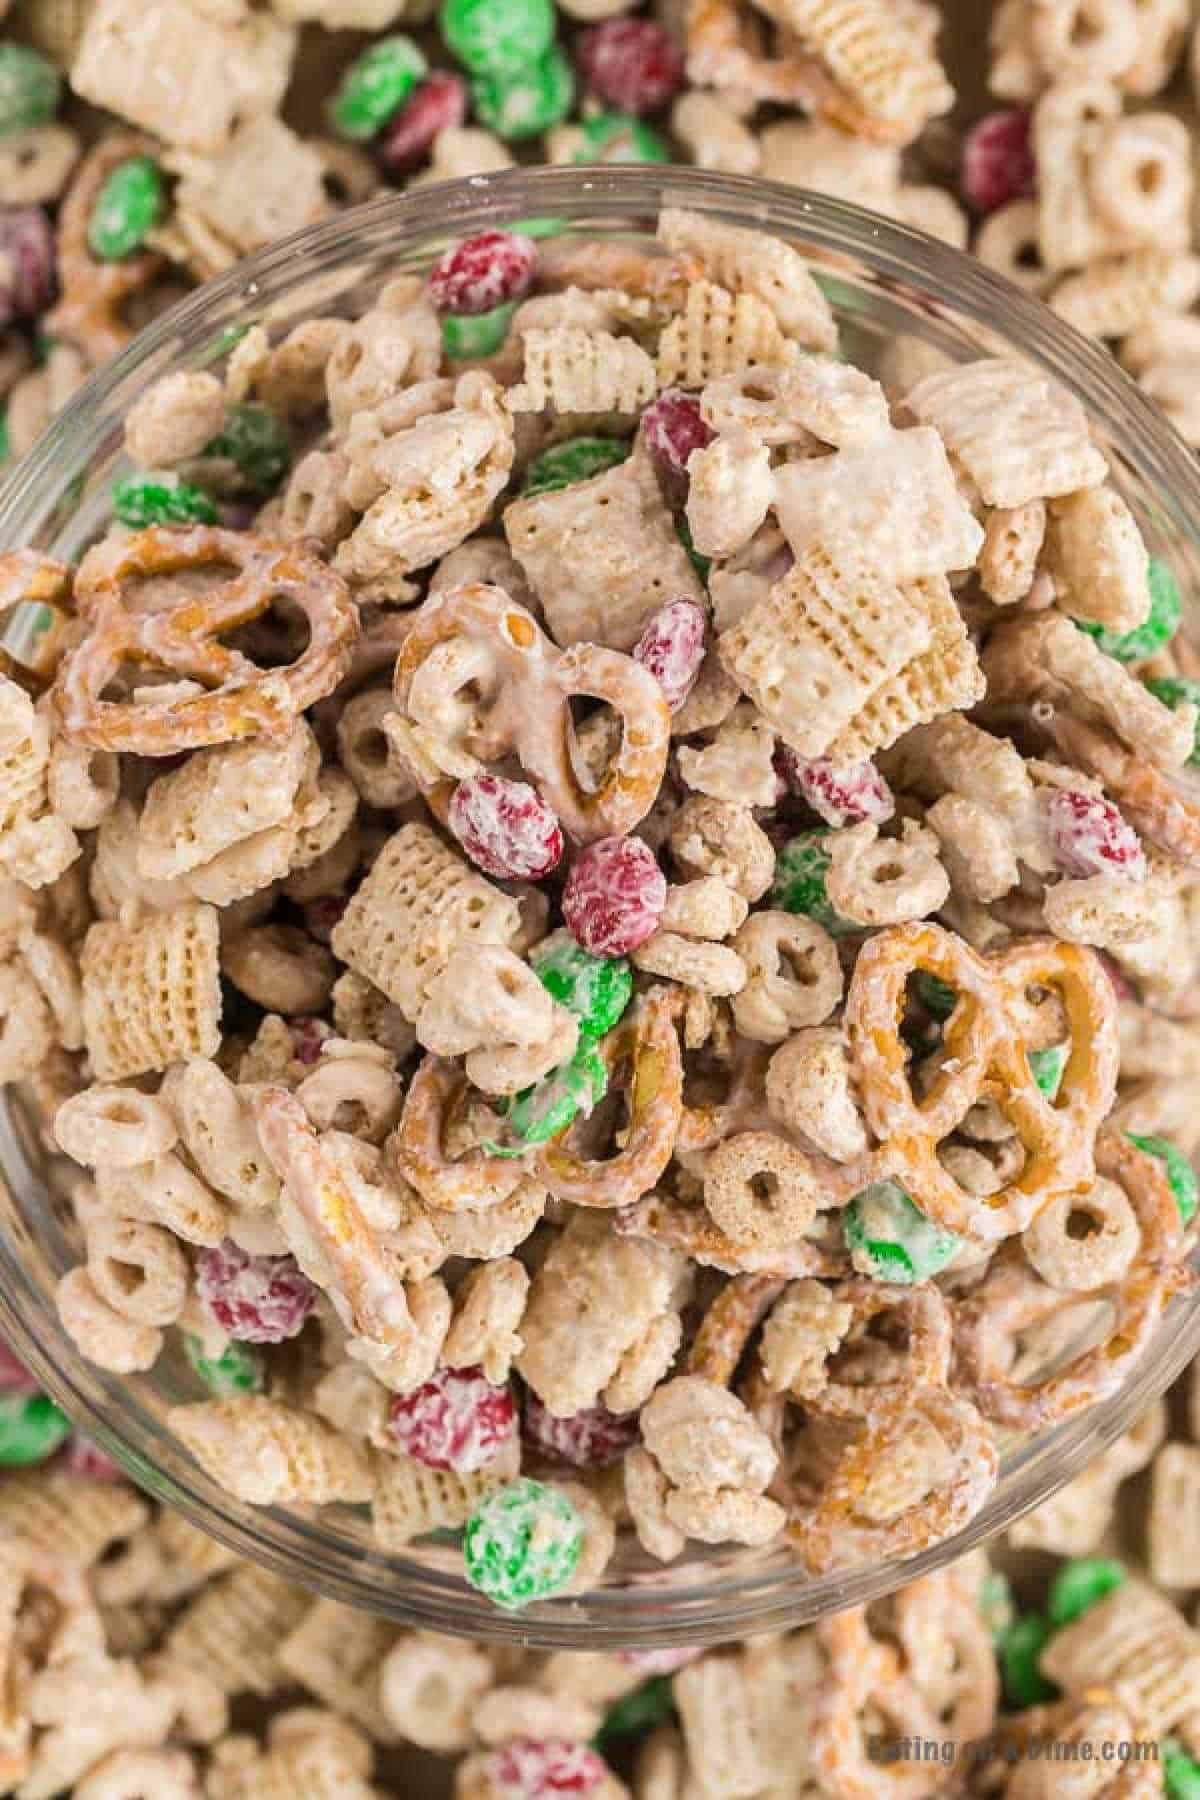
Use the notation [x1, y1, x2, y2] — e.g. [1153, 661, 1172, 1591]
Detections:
[53, 526, 360, 754]
[391, 582, 670, 843]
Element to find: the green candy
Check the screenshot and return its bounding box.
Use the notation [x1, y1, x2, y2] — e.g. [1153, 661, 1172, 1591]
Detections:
[1126, 1131, 1198, 1224]
[112, 471, 218, 528]
[1079, 557, 1181, 664]
[771, 831, 853, 937]
[843, 1180, 961, 1284]
[1166, 1744, 1200, 1800]
[442, 302, 517, 360]
[464, 1477, 583, 1610]
[1028, 1042, 1069, 1100]
[978, 1570, 1015, 1644]
[1145, 675, 1200, 766]
[0, 1391, 72, 1467]
[0, 45, 60, 138]
[204, 402, 290, 494]
[504, 1039, 608, 1147]
[677, 515, 710, 580]
[331, 35, 427, 140]
[440, 0, 555, 77]
[595, 1677, 677, 1746]
[531, 930, 633, 1037]
[185, 1333, 265, 1398]
[472, 43, 574, 141]
[87, 156, 165, 262]
[913, 971, 957, 1020]
[522, 437, 629, 497]
[999, 1615, 1058, 1709]
[1047, 1556, 1125, 1629]
[508, 216, 569, 240]
[575, 112, 671, 164]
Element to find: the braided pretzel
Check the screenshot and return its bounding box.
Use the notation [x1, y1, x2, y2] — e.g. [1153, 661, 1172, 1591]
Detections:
[392, 583, 671, 843]
[953, 1128, 1193, 1429]
[845, 921, 1119, 1240]
[786, 1386, 998, 1574]
[53, 526, 360, 754]
[388, 1056, 526, 1214]
[46, 133, 166, 364]
[534, 986, 683, 1208]
[252, 1085, 414, 1350]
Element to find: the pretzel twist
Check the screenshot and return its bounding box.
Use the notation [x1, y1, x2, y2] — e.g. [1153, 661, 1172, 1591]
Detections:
[47, 133, 166, 364]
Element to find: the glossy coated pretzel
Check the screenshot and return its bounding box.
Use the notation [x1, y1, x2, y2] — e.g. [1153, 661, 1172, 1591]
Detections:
[953, 1127, 1194, 1429]
[47, 132, 166, 364]
[393, 582, 671, 842]
[53, 526, 360, 754]
[802, 1279, 953, 1420]
[844, 920, 1119, 1239]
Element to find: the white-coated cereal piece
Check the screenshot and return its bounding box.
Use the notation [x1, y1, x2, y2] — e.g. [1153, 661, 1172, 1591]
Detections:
[516, 1213, 690, 1418]
[824, 819, 950, 926]
[168, 1396, 374, 1506]
[294, 1044, 403, 1145]
[671, 91, 761, 175]
[378, 1633, 493, 1753]
[372, 1454, 505, 1551]
[676, 702, 778, 808]
[904, 359, 1107, 509]
[703, 1131, 822, 1249]
[604, 1312, 683, 1414]
[1033, 79, 1123, 274]
[416, 945, 564, 1058]
[276, 1600, 400, 1744]
[324, 280, 442, 430]
[0, 123, 80, 206]
[46, 733, 119, 832]
[882, 713, 1048, 871]
[656, 281, 798, 389]
[667, 798, 772, 903]
[124, 371, 226, 468]
[1039, 1580, 1200, 1739]
[73, 1748, 198, 1800]
[685, 431, 773, 561]
[96, 1152, 230, 1248]
[1022, 1177, 1140, 1291]
[136, 722, 317, 882]
[81, 902, 222, 1083]
[0, 674, 79, 890]
[926, 794, 1021, 905]
[765, 1028, 867, 1163]
[624, 1444, 685, 1563]
[1051, 250, 1200, 340]
[760, 1279, 854, 1399]
[1029, 0, 1139, 85]
[894, 185, 968, 250]
[1087, 113, 1192, 254]
[442, 1259, 529, 1386]
[765, 0, 953, 146]
[330, 969, 416, 1063]
[340, 379, 457, 511]
[18, 924, 82, 1050]
[632, 931, 746, 999]
[475, 1686, 601, 1748]
[222, 925, 335, 1015]
[85, 1216, 189, 1327]
[642, 1375, 776, 1495]
[165, 115, 328, 268]
[507, 328, 656, 415]
[709, 356, 890, 452]
[759, 116, 899, 206]
[336, 373, 515, 590]
[57, 1266, 162, 1373]
[1147, 1445, 1200, 1589]
[336, 688, 419, 809]
[1043, 486, 1150, 633]
[664, 1484, 785, 1548]
[731, 911, 843, 1045]
[54, 1086, 178, 1170]
[978, 500, 1046, 607]
[1042, 870, 1167, 949]
[659, 878, 749, 941]
[658, 209, 836, 350]
[976, 200, 1052, 297]
[505, 442, 704, 651]
[164, 1059, 279, 1212]
[280, 450, 355, 551]
[410, 124, 514, 186]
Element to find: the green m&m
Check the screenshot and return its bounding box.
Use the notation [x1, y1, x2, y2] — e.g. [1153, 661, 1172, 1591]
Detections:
[441, 0, 555, 77]
[1079, 557, 1181, 663]
[523, 437, 629, 498]
[1028, 1042, 1069, 1100]
[575, 113, 671, 164]
[472, 43, 575, 141]
[531, 929, 633, 1037]
[1047, 1556, 1125, 1629]
[504, 1039, 608, 1147]
[0, 45, 60, 138]
[87, 156, 165, 262]
[112, 472, 218, 528]
[0, 1391, 72, 1466]
[1144, 675, 1200, 766]
[1126, 1131, 1198, 1224]
[843, 1180, 961, 1284]
[999, 1614, 1058, 1709]
[1165, 1744, 1200, 1800]
[331, 36, 427, 140]
[185, 1332, 265, 1398]
[203, 402, 290, 494]
[771, 830, 854, 937]
[464, 1477, 583, 1610]
[978, 1570, 1015, 1643]
[595, 1676, 677, 1746]
[443, 302, 517, 360]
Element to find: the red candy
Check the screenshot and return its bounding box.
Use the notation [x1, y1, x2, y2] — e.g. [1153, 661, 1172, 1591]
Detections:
[379, 72, 468, 174]
[562, 836, 666, 956]
[0, 207, 55, 328]
[523, 1392, 639, 1468]
[489, 1741, 607, 1798]
[62, 1435, 122, 1480]
[1042, 788, 1147, 881]
[633, 598, 706, 713]
[780, 750, 895, 828]
[194, 1240, 318, 1345]
[428, 229, 538, 316]
[386, 1366, 517, 1474]
[449, 773, 565, 881]
[641, 389, 714, 501]
[0, 1336, 37, 1395]
[289, 1015, 332, 1065]
[577, 18, 686, 115]
[961, 108, 1035, 215]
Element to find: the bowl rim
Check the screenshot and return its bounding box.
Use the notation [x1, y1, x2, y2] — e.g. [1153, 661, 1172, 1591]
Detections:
[3, 164, 1200, 1649]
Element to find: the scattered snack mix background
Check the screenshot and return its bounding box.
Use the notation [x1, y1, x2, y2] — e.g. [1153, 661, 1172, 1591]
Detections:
[4, 0, 1200, 1794]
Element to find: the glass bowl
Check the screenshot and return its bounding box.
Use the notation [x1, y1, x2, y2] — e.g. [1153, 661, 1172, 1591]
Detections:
[2, 166, 1199, 1651]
